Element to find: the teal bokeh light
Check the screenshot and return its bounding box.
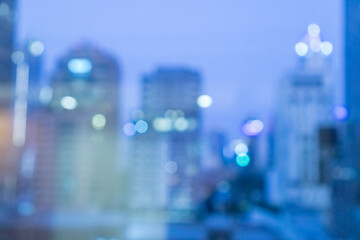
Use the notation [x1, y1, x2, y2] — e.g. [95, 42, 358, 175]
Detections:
[236, 153, 250, 167]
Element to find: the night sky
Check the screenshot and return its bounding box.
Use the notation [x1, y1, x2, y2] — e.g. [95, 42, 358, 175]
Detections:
[17, 0, 343, 138]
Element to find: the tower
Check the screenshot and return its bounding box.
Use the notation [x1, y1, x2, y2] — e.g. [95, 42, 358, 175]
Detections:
[0, 0, 16, 210]
[0, 0, 15, 97]
[30, 45, 121, 213]
[345, 0, 360, 121]
[273, 24, 334, 208]
[128, 68, 201, 212]
[327, 2, 360, 237]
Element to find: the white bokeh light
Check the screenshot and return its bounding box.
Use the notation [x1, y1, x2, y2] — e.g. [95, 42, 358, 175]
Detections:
[92, 114, 106, 130]
[197, 95, 213, 108]
[153, 117, 172, 132]
[295, 42, 308, 57]
[174, 117, 188, 131]
[235, 142, 249, 155]
[29, 40, 45, 57]
[68, 58, 92, 74]
[307, 24, 321, 37]
[321, 41, 333, 56]
[60, 96, 77, 110]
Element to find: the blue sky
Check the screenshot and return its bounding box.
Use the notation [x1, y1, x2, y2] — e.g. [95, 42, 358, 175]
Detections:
[17, 0, 343, 137]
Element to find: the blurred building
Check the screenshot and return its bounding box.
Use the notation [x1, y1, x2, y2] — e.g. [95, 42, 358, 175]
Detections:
[317, 125, 359, 238]
[345, 0, 360, 206]
[10, 39, 45, 219]
[201, 132, 226, 170]
[24, 39, 45, 108]
[0, 0, 15, 100]
[272, 25, 334, 208]
[330, 2, 360, 237]
[127, 68, 201, 212]
[345, 0, 360, 121]
[27, 45, 121, 214]
[0, 0, 16, 211]
[242, 118, 265, 170]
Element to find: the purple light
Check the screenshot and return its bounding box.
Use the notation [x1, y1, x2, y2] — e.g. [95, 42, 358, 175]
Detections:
[243, 119, 264, 136]
[332, 105, 348, 121]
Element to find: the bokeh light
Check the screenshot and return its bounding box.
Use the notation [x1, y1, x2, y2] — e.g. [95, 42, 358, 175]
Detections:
[11, 51, 24, 64]
[164, 161, 178, 174]
[123, 122, 136, 136]
[92, 114, 106, 130]
[153, 117, 172, 132]
[235, 142, 249, 155]
[321, 41, 333, 56]
[236, 153, 250, 167]
[60, 96, 77, 110]
[29, 40, 45, 57]
[332, 105, 348, 121]
[68, 58, 92, 74]
[295, 42, 308, 57]
[135, 120, 148, 133]
[197, 95, 213, 108]
[174, 117, 188, 131]
[307, 24, 321, 37]
[243, 119, 264, 136]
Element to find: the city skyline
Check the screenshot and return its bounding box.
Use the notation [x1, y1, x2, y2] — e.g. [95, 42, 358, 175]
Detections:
[2, 1, 359, 239]
[17, 0, 343, 137]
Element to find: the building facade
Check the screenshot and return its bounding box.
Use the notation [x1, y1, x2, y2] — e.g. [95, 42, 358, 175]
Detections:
[0, 0, 15, 96]
[273, 25, 334, 208]
[128, 68, 201, 212]
[0, 0, 16, 212]
[29, 45, 121, 213]
[345, 0, 360, 121]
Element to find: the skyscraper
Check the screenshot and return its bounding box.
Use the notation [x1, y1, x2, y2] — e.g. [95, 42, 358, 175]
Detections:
[0, 0, 16, 210]
[25, 39, 45, 108]
[30, 45, 121, 213]
[0, 0, 15, 97]
[272, 24, 334, 208]
[128, 68, 201, 212]
[345, 0, 360, 121]
[14, 39, 45, 217]
[329, 2, 360, 237]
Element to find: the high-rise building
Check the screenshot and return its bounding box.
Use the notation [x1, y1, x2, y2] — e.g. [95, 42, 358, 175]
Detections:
[24, 39, 45, 107]
[344, 0, 360, 208]
[0, 0, 15, 97]
[329, 3, 360, 237]
[0, 0, 16, 211]
[127, 68, 201, 212]
[317, 125, 358, 238]
[12, 39, 45, 219]
[345, 0, 360, 121]
[29, 45, 121, 213]
[272, 25, 334, 208]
